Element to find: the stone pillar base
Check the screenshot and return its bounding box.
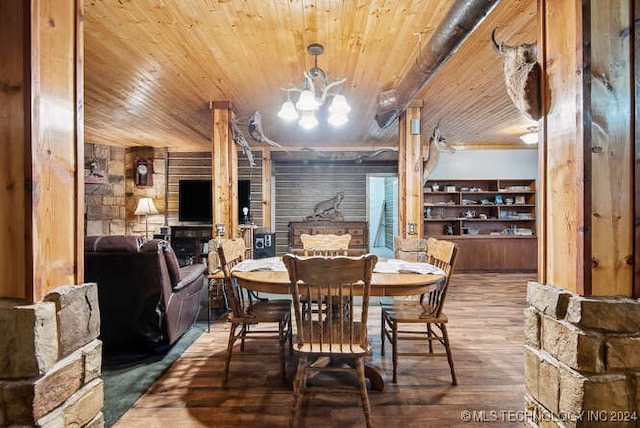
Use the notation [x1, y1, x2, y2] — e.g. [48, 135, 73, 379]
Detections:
[525, 281, 640, 427]
[0, 283, 103, 427]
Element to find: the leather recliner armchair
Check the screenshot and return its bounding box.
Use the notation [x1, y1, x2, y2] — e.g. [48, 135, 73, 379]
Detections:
[85, 235, 206, 353]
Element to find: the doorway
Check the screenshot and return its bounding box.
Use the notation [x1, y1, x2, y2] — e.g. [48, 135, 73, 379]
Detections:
[367, 175, 398, 259]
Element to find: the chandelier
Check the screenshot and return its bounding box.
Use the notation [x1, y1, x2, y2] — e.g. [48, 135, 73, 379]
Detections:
[278, 43, 351, 129]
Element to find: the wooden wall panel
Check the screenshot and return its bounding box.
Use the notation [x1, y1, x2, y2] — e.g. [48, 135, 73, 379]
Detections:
[166, 151, 263, 230]
[238, 151, 264, 228]
[166, 152, 211, 225]
[589, 0, 633, 296]
[273, 162, 396, 255]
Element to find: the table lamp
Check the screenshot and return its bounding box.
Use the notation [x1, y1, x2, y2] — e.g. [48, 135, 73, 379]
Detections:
[134, 197, 158, 239]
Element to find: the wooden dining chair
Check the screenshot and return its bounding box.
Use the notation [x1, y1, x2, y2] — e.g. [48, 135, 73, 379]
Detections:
[380, 237, 458, 385]
[217, 238, 292, 383]
[282, 253, 378, 428]
[300, 233, 351, 256]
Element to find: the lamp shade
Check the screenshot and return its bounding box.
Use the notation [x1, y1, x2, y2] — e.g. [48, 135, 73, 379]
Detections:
[134, 197, 158, 215]
[296, 89, 319, 111]
[277, 100, 299, 121]
[298, 110, 319, 129]
[327, 113, 348, 126]
[328, 94, 351, 115]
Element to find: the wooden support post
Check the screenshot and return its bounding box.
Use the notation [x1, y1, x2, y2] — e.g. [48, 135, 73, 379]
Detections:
[397, 104, 424, 238]
[0, 0, 84, 301]
[211, 102, 237, 238]
[541, 0, 634, 296]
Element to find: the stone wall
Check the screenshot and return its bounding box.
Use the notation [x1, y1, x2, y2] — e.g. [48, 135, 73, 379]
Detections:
[85, 144, 126, 236]
[0, 283, 103, 427]
[84, 144, 167, 239]
[525, 282, 640, 427]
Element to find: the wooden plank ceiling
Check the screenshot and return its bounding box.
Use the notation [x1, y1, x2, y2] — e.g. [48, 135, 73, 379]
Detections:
[84, 0, 537, 154]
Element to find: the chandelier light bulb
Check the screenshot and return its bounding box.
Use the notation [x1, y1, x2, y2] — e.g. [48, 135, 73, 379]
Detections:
[277, 100, 299, 121]
[298, 110, 319, 129]
[296, 89, 319, 111]
[328, 113, 348, 126]
[328, 94, 351, 115]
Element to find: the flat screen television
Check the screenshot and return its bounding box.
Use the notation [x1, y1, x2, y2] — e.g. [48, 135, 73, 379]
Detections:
[178, 179, 212, 222]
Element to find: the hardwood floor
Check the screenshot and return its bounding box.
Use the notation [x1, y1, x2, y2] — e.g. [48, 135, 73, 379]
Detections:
[113, 273, 533, 427]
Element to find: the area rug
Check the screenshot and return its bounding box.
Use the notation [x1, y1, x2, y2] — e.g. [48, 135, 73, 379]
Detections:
[101, 322, 206, 427]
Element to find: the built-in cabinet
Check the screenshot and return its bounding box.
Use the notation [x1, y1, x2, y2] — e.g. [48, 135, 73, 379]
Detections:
[423, 179, 537, 271]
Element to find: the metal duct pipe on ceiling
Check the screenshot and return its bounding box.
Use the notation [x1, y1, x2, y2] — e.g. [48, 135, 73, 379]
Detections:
[375, 0, 501, 129]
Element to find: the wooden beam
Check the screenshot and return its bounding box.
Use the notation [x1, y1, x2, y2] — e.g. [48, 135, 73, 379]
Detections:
[397, 107, 423, 238]
[211, 105, 235, 237]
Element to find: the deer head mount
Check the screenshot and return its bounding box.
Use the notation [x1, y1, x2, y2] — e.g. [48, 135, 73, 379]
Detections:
[491, 28, 543, 122]
[423, 121, 455, 186]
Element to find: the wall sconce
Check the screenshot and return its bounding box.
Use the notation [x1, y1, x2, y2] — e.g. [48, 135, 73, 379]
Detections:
[410, 118, 421, 135]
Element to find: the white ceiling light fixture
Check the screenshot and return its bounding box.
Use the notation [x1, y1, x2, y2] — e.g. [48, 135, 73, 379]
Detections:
[519, 126, 539, 145]
[278, 43, 350, 129]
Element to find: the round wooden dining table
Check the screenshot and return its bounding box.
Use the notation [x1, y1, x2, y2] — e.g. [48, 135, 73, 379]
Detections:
[231, 256, 446, 391]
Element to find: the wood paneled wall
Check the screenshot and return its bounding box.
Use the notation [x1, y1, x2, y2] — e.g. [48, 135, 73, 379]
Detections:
[166, 151, 263, 229]
[273, 161, 396, 255]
